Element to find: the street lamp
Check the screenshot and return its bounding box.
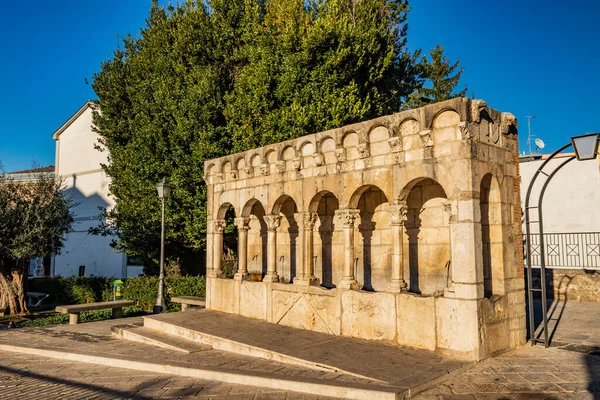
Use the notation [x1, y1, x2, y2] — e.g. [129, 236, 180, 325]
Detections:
[525, 133, 599, 347]
[571, 133, 600, 161]
[154, 180, 171, 314]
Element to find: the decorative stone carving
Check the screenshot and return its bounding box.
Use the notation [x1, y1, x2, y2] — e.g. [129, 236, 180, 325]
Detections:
[489, 123, 500, 144]
[335, 209, 360, 227]
[335, 148, 346, 162]
[263, 215, 281, 232]
[275, 161, 285, 174]
[292, 158, 302, 171]
[259, 163, 270, 176]
[471, 99, 487, 123]
[459, 122, 474, 140]
[212, 219, 227, 233]
[500, 112, 517, 136]
[234, 217, 250, 231]
[442, 200, 455, 223]
[313, 153, 325, 166]
[419, 130, 434, 147]
[392, 152, 403, 163]
[215, 173, 224, 183]
[358, 143, 370, 159]
[302, 212, 318, 230]
[387, 202, 408, 225]
[388, 136, 402, 152]
[228, 170, 238, 180]
[244, 166, 254, 177]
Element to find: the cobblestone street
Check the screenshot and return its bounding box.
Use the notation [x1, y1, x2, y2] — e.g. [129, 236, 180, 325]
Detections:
[413, 346, 600, 400]
[0, 351, 327, 400]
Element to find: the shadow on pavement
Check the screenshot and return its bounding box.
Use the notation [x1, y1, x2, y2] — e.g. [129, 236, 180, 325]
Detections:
[0, 364, 168, 399]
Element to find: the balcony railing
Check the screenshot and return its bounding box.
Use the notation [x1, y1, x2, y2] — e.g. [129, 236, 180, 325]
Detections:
[526, 232, 600, 270]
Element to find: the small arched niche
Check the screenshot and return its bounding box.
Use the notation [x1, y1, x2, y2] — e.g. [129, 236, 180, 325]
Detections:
[301, 142, 315, 168]
[320, 137, 337, 165]
[342, 132, 360, 161]
[404, 178, 451, 296]
[480, 173, 504, 298]
[368, 126, 390, 156]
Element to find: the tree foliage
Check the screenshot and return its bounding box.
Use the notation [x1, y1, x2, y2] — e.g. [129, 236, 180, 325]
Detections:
[403, 44, 467, 109]
[92, 0, 466, 273]
[0, 173, 74, 314]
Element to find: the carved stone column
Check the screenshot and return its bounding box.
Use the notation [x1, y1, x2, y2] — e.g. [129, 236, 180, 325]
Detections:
[234, 217, 250, 280]
[387, 202, 408, 293]
[295, 212, 319, 286]
[263, 215, 281, 283]
[212, 219, 227, 276]
[336, 209, 360, 290]
[206, 221, 215, 277]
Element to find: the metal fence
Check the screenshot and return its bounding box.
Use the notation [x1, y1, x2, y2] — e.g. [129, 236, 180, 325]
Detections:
[526, 232, 600, 269]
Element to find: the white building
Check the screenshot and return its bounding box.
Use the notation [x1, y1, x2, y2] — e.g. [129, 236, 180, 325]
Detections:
[52, 102, 143, 278]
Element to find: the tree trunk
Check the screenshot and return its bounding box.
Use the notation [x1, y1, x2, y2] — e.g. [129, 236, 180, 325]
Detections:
[0, 273, 18, 315]
[12, 268, 29, 315]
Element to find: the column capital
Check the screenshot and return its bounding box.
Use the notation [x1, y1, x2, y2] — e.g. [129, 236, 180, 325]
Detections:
[263, 215, 281, 232]
[335, 209, 360, 227]
[388, 202, 408, 226]
[212, 219, 227, 233]
[295, 212, 318, 230]
[234, 217, 250, 231]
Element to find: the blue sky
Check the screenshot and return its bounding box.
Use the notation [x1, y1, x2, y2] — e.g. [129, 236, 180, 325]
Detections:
[1, 0, 598, 171]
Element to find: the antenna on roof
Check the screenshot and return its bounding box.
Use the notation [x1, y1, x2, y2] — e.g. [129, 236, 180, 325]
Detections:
[525, 115, 535, 155]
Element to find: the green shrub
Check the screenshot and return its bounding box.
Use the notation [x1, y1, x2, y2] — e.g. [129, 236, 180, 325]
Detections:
[27, 275, 206, 312]
[28, 276, 113, 305]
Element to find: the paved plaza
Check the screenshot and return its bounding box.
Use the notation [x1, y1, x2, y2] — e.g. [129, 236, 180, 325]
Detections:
[0, 350, 327, 399]
[0, 299, 598, 399]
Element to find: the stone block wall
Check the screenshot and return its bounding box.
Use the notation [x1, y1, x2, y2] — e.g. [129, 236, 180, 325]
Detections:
[204, 98, 527, 361]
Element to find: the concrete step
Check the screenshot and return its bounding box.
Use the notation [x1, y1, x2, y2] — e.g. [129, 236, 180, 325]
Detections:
[142, 313, 379, 381]
[111, 325, 212, 354]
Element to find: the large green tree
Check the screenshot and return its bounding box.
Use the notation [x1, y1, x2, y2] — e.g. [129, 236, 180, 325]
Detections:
[0, 173, 73, 315]
[92, 0, 466, 273]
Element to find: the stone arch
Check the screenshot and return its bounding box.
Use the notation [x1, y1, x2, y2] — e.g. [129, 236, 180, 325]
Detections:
[309, 191, 340, 288]
[350, 185, 390, 291]
[241, 198, 267, 275]
[432, 110, 460, 145]
[367, 125, 391, 157]
[399, 119, 421, 152]
[402, 178, 451, 296]
[320, 137, 337, 165]
[300, 141, 316, 168]
[216, 202, 234, 219]
[271, 195, 299, 283]
[206, 163, 216, 176]
[342, 131, 360, 161]
[480, 173, 504, 298]
[426, 107, 460, 129]
[222, 161, 233, 181]
[250, 154, 262, 167]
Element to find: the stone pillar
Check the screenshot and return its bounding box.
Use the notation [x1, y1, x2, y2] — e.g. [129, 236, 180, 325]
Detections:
[387, 202, 408, 293]
[263, 215, 281, 283]
[336, 209, 360, 290]
[446, 194, 483, 300]
[234, 217, 250, 280]
[206, 221, 215, 277]
[295, 212, 319, 286]
[212, 219, 226, 276]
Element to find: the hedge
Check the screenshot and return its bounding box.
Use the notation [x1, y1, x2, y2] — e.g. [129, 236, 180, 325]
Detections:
[28, 275, 206, 312]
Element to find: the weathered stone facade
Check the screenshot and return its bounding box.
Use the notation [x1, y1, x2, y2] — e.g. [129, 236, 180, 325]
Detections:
[203, 98, 526, 361]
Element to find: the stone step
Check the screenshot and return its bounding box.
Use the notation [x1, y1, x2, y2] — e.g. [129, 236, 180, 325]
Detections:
[142, 313, 379, 381]
[111, 325, 212, 354]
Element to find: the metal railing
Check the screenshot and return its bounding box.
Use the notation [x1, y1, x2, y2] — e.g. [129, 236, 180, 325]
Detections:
[526, 232, 600, 270]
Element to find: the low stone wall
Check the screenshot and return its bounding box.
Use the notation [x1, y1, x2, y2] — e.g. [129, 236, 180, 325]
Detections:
[529, 268, 600, 302]
[206, 276, 524, 361]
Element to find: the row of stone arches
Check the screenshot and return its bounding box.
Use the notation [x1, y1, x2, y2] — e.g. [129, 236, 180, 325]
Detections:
[210, 174, 505, 298]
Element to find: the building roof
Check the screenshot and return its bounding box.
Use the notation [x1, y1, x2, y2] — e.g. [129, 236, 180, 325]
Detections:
[7, 166, 55, 174]
[52, 101, 95, 140]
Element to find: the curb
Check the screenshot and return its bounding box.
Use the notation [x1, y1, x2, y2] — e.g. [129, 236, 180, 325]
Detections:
[0, 344, 405, 400]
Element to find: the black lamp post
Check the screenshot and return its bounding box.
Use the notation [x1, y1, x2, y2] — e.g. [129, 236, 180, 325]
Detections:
[154, 180, 171, 314]
[525, 133, 599, 347]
